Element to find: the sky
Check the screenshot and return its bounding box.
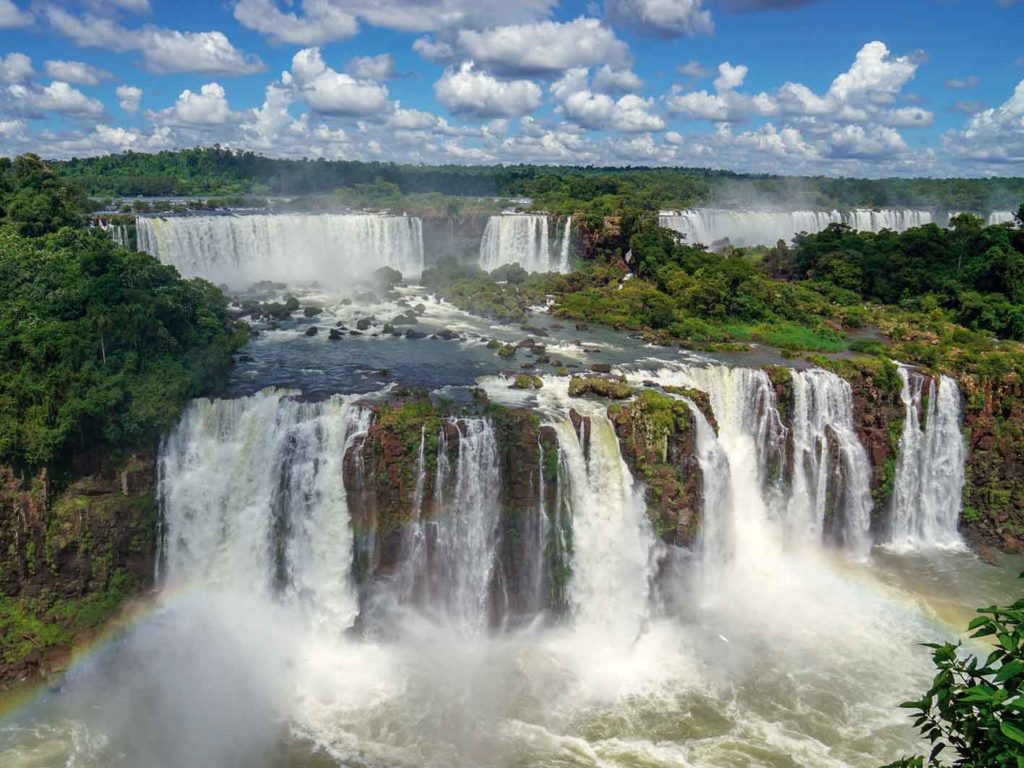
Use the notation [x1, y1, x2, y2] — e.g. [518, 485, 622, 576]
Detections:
[0, 0, 1021, 176]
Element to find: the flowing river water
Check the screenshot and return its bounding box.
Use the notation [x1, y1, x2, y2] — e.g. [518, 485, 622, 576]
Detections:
[1, 218, 1021, 768]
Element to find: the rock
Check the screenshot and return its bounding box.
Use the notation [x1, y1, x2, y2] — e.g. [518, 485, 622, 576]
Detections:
[328, 329, 344, 340]
[413, 303, 427, 315]
[304, 326, 319, 337]
[510, 374, 543, 390]
[382, 323, 395, 335]
[498, 344, 517, 358]
[436, 328, 460, 341]
[568, 376, 633, 399]
[356, 317, 372, 331]
[516, 338, 536, 349]
[575, 323, 589, 331]
[405, 330, 428, 340]
[486, 338, 502, 350]
[520, 363, 537, 370]
[519, 324, 549, 337]
[303, 306, 322, 318]
[349, 330, 363, 336]
[590, 363, 613, 374]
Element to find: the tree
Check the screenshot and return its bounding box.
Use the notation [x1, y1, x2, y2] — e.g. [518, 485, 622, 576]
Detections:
[884, 587, 1024, 767]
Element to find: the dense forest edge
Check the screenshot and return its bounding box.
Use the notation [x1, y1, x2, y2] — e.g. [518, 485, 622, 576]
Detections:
[0, 155, 246, 680]
[3, 151, 1024, 765]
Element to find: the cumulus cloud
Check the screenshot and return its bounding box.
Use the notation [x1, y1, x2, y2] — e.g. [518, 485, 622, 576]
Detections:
[825, 124, 907, 159]
[677, 60, 710, 78]
[152, 82, 234, 125]
[434, 62, 542, 117]
[413, 36, 457, 64]
[44, 7, 265, 75]
[713, 62, 747, 91]
[666, 61, 775, 121]
[0, 0, 31, 29]
[346, 53, 396, 80]
[550, 68, 663, 131]
[828, 41, 918, 104]
[232, 0, 357, 46]
[945, 75, 980, 89]
[7, 81, 105, 118]
[593, 65, 643, 94]
[117, 84, 142, 113]
[944, 79, 1024, 164]
[287, 47, 390, 116]
[44, 60, 112, 86]
[0, 53, 33, 84]
[457, 17, 630, 75]
[605, 0, 713, 38]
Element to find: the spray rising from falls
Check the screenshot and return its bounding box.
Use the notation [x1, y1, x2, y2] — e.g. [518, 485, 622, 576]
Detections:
[478, 214, 572, 273]
[136, 213, 424, 288]
[658, 208, 944, 248]
[889, 369, 965, 549]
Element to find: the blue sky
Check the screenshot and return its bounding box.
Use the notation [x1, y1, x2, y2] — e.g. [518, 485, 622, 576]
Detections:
[0, 0, 1021, 175]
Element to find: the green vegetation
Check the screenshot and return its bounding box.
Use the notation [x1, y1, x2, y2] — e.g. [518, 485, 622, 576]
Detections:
[0, 154, 246, 470]
[884, 587, 1024, 767]
[54, 148, 1024, 214]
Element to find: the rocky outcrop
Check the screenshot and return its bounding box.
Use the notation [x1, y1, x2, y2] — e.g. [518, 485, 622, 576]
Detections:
[576, 216, 629, 268]
[420, 212, 491, 265]
[0, 451, 157, 684]
[608, 390, 704, 547]
[960, 375, 1024, 553]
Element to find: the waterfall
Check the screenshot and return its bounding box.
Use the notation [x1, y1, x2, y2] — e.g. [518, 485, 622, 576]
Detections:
[136, 213, 425, 288]
[889, 369, 965, 549]
[158, 391, 370, 629]
[479, 214, 569, 273]
[682, 398, 733, 564]
[429, 418, 502, 633]
[556, 216, 572, 273]
[789, 369, 873, 557]
[658, 208, 940, 247]
[551, 400, 654, 642]
[94, 219, 130, 247]
[988, 210, 1017, 226]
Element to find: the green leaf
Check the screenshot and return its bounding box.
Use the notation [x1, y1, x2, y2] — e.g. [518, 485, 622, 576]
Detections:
[996, 661, 1024, 683]
[1001, 720, 1024, 744]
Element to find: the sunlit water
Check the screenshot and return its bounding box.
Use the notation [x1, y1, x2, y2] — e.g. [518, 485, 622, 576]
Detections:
[1, 281, 1020, 768]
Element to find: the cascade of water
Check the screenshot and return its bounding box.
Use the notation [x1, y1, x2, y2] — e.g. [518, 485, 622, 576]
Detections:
[479, 214, 568, 273]
[681, 398, 733, 564]
[136, 213, 425, 288]
[556, 216, 572, 273]
[988, 210, 1017, 226]
[658, 208, 942, 248]
[158, 391, 370, 629]
[551, 400, 655, 642]
[788, 369, 874, 557]
[430, 418, 502, 633]
[889, 369, 965, 549]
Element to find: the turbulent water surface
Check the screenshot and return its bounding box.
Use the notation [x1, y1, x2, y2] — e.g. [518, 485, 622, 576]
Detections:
[1, 223, 1020, 768]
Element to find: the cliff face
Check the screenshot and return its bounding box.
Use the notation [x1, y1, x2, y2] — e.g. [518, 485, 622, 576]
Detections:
[608, 389, 709, 547]
[0, 451, 157, 683]
[960, 375, 1024, 553]
[420, 212, 490, 266]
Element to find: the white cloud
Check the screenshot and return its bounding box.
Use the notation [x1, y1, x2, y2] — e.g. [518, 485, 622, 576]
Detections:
[232, 0, 357, 46]
[592, 65, 643, 94]
[605, 0, 713, 38]
[7, 81, 105, 118]
[117, 84, 142, 113]
[884, 106, 933, 128]
[0, 53, 33, 84]
[825, 124, 908, 159]
[387, 105, 442, 130]
[550, 67, 663, 132]
[154, 82, 233, 125]
[944, 79, 1024, 165]
[828, 41, 917, 104]
[0, 0, 31, 29]
[434, 62, 542, 118]
[346, 53, 396, 80]
[44, 60, 112, 86]
[44, 7, 265, 75]
[677, 60, 710, 78]
[945, 75, 980, 90]
[666, 62, 775, 121]
[288, 47, 390, 116]
[713, 62, 747, 92]
[457, 17, 630, 75]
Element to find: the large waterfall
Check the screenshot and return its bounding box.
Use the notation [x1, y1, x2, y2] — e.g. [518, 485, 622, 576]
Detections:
[988, 210, 1017, 226]
[478, 214, 572, 273]
[888, 369, 965, 549]
[136, 213, 425, 288]
[658, 208, 944, 247]
[158, 391, 370, 627]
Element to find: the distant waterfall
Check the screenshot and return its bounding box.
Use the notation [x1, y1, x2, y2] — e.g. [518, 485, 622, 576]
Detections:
[889, 369, 965, 549]
[557, 216, 572, 272]
[94, 219, 130, 248]
[988, 211, 1017, 226]
[158, 391, 370, 628]
[479, 214, 570, 273]
[658, 208, 941, 247]
[136, 213, 425, 288]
